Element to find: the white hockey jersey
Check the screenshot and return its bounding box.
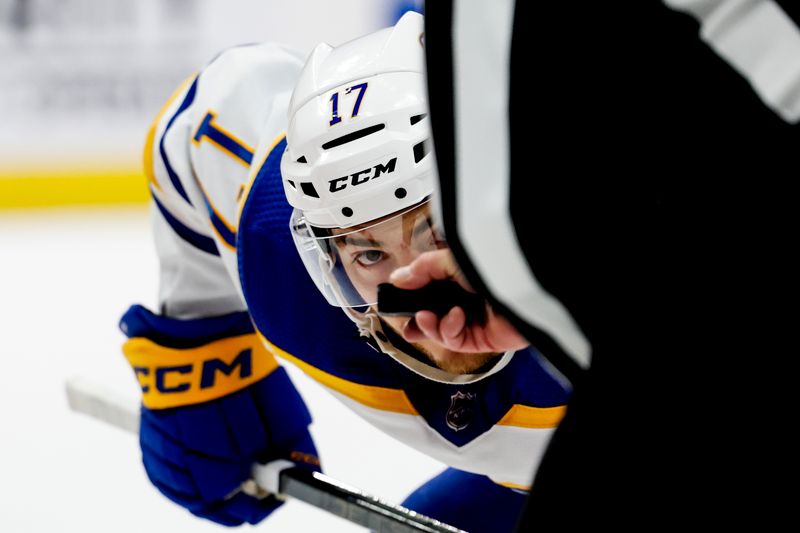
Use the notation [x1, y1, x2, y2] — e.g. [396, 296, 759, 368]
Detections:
[143, 43, 570, 490]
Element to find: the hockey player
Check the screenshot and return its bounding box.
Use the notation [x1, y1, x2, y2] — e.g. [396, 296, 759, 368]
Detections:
[120, 12, 570, 532]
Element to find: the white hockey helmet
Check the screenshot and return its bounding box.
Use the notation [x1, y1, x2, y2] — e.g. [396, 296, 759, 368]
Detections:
[281, 11, 434, 230]
[282, 12, 440, 309]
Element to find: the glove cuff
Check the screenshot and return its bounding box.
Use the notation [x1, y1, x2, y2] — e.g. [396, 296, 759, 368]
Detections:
[121, 305, 279, 409]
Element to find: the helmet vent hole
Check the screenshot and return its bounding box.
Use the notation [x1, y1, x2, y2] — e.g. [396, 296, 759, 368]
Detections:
[342, 207, 354, 217]
[322, 124, 385, 150]
[287, 180, 297, 189]
[413, 139, 430, 164]
[300, 182, 320, 198]
[296, 156, 307, 163]
[394, 188, 407, 199]
[410, 114, 427, 126]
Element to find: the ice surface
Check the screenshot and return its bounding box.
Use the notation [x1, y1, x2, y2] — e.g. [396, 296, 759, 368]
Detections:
[0, 205, 445, 533]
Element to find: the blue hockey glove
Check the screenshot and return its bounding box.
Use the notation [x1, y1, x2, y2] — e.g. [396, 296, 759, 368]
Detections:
[120, 304, 320, 526]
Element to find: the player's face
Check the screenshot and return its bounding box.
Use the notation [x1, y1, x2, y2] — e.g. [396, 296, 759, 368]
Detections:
[329, 203, 501, 374]
[329, 201, 447, 306]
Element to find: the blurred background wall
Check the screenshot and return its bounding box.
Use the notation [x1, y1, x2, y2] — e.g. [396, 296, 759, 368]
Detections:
[0, 0, 422, 208]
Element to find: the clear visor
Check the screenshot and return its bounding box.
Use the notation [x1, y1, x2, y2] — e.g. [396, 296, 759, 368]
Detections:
[290, 200, 447, 308]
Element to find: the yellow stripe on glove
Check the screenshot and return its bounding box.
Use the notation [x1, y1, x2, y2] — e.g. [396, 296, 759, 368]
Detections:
[124, 333, 279, 409]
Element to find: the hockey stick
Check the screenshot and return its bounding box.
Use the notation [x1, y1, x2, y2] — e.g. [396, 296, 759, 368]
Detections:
[64, 376, 467, 533]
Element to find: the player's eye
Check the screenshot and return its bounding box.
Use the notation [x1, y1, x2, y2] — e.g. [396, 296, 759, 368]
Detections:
[353, 249, 386, 267]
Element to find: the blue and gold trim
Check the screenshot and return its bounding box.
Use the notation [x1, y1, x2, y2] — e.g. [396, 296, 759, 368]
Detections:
[189, 110, 259, 250]
[196, 132, 289, 252]
[159, 76, 200, 205]
[192, 111, 255, 167]
[259, 333, 419, 415]
[236, 133, 287, 225]
[197, 185, 238, 251]
[144, 74, 197, 193]
[494, 480, 531, 492]
[496, 403, 566, 429]
[151, 191, 220, 256]
[208, 205, 237, 250]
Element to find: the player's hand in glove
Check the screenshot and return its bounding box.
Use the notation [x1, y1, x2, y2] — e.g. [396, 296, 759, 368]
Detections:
[120, 304, 320, 526]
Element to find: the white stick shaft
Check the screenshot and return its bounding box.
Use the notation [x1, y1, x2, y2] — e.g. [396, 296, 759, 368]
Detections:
[65, 376, 140, 434]
[64, 376, 284, 498]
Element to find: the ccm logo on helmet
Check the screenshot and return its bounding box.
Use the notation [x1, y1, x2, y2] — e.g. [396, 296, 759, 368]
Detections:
[328, 157, 397, 193]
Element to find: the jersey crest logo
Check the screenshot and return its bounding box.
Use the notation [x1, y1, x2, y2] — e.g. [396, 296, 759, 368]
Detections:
[446, 391, 476, 432]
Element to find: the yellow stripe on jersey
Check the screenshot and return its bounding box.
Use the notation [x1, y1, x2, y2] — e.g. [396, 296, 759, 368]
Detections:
[494, 480, 531, 491]
[496, 404, 566, 429]
[258, 333, 420, 415]
[144, 73, 197, 192]
[123, 333, 279, 409]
